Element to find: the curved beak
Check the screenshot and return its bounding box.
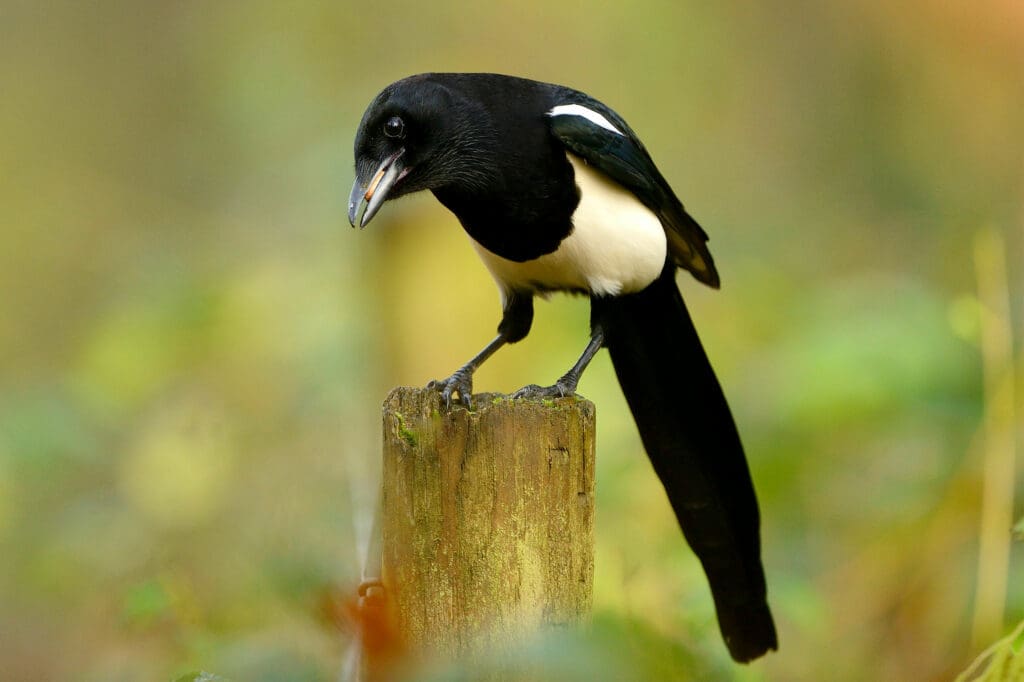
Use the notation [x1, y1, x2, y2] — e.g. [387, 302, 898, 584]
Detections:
[348, 148, 408, 228]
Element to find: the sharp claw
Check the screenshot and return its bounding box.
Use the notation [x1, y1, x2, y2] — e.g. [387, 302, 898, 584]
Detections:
[428, 371, 474, 410]
[511, 384, 536, 400]
[513, 380, 576, 401]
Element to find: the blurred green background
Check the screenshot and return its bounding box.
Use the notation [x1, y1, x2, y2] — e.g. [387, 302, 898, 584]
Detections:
[2, 1, 1022, 680]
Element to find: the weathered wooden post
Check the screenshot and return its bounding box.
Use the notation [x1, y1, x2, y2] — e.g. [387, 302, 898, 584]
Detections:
[380, 386, 596, 666]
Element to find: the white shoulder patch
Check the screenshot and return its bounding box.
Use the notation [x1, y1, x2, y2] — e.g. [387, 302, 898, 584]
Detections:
[547, 103, 625, 136]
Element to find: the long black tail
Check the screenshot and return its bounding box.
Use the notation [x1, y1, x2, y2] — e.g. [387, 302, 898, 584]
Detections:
[594, 270, 777, 663]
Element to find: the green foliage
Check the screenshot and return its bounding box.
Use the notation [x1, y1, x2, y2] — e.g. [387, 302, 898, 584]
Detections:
[414, 613, 726, 682]
[174, 673, 229, 682]
[122, 578, 175, 627]
[955, 621, 1024, 682]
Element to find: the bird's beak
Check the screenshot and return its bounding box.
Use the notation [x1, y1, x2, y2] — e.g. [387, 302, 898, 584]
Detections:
[348, 148, 408, 228]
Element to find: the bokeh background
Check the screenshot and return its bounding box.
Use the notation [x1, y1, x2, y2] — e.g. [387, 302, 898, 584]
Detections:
[2, 1, 1022, 680]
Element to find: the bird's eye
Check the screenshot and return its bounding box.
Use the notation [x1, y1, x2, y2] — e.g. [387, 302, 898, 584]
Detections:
[384, 116, 405, 138]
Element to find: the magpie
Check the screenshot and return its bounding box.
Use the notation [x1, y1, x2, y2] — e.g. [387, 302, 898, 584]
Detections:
[348, 73, 777, 663]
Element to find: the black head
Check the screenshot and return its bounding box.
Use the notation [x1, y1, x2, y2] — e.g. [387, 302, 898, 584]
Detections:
[348, 74, 495, 228]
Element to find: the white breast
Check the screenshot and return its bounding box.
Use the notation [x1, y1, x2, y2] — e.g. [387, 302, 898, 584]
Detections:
[470, 154, 667, 298]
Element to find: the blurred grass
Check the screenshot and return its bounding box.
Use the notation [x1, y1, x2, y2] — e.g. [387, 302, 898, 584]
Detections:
[955, 619, 1024, 682]
[972, 228, 1017, 649]
[1, 0, 1022, 680]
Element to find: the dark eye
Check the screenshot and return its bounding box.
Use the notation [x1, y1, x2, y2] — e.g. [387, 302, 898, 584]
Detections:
[384, 116, 405, 138]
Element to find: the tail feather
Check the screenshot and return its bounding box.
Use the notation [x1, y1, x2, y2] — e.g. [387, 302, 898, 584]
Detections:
[594, 270, 777, 663]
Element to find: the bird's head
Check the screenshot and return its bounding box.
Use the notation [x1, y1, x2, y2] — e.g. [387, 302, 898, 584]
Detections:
[348, 74, 493, 228]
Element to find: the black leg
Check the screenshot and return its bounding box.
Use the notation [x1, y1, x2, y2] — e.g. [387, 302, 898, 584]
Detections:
[497, 290, 534, 343]
[513, 325, 605, 401]
[428, 334, 506, 409]
[429, 292, 534, 409]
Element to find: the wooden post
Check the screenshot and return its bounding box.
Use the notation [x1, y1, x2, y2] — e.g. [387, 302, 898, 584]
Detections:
[380, 386, 596, 665]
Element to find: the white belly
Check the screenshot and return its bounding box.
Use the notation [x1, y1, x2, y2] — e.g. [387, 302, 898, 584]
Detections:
[470, 154, 667, 298]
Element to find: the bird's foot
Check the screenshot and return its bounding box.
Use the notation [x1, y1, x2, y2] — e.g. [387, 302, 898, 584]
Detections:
[427, 369, 474, 410]
[512, 377, 578, 401]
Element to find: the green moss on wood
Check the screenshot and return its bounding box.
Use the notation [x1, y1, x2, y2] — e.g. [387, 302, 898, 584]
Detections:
[393, 411, 418, 448]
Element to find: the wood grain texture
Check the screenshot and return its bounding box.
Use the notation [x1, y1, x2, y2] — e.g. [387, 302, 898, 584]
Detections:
[381, 386, 596, 664]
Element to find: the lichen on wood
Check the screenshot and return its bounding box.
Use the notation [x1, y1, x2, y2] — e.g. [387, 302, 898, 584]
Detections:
[380, 386, 596, 665]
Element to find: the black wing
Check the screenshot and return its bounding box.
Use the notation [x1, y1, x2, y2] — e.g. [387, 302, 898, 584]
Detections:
[547, 96, 720, 288]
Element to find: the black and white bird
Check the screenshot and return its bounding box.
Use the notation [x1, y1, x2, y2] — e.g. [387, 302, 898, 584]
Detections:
[348, 73, 777, 663]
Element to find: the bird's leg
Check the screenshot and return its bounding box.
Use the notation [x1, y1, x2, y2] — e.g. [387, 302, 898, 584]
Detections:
[513, 326, 605, 401]
[428, 291, 534, 410]
[428, 335, 506, 409]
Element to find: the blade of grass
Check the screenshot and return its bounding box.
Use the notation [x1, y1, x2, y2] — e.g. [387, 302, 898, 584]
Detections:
[955, 619, 1024, 682]
[970, 227, 1017, 649]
